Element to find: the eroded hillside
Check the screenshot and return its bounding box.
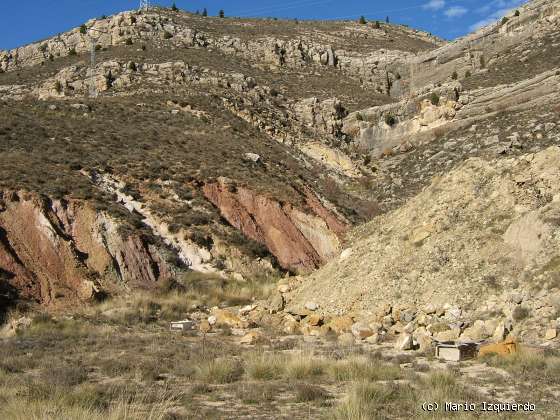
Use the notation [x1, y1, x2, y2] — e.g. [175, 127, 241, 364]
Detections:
[0, 0, 559, 327]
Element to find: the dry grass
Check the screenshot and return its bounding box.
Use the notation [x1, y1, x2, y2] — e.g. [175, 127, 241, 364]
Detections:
[89, 271, 275, 326]
[480, 351, 560, 385]
[2, 309, 559, 418]
[195, 358, 244, 384]
[330, 355, 402, 382]
[333, 371, 481, 419]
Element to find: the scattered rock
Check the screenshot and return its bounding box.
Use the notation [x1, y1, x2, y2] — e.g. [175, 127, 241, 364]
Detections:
[434, 328, 461, 342]
[240, 331, 265, 345]
[243, 152, 261, 163]
[365, 333, 381, 344]
[351, 322, 374, 339]
[211, 308, 247, 328]
[307, 314, 323, 326]
[239, 304, 257, 316]
[395, 333, 414, 351]
[305, 302, 319, 311]
[327, 316, 354, 334]
[545, 328, 557, 340]
[269, 292, 284, 313]
[278, 284, 291, 294]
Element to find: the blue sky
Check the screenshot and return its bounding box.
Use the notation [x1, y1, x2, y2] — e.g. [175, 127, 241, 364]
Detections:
[0, 0, 528, 50]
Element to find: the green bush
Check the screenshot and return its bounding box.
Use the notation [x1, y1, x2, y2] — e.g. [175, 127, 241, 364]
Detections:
[451, 71, 458, 80]
[385, 114, 396, 126]
[430, 92, 440, 106]
[359, 16, 366, 24]
[219, 9, 225, 18]
[79, 25, 87, 35]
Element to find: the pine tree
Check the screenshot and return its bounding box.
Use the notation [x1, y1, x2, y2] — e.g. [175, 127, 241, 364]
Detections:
[202, 8, 207, 17]
[385, 16, 389, 23]
[171, 2, 178, 12]
[219, 9, 225, 18]
[375, 21, 380, 29]
[359, 16, 366, 25]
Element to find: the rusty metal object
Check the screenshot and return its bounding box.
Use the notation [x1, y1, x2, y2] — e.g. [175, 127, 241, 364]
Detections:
[478, 337, 518, 357]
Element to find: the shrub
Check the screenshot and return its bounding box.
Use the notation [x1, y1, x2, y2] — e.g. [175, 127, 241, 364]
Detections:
[42, 364, 88, 387]
[512, 306, 530, 321]
[358, 16, 366, 24]
[375, 21, 380, 29]
[79, 24, 87, 35]
[125, 38, 133, 45]
[430, 92, 440, 106]
[514, 10, 520, 17]
[385, 114, 396, 126]
[294, 384, 329, 403]
[235, 383, 277, 404]
[246, 353, 285, 380]
[355, 112, 363, 121]
[68, 48, 77, 56]
[171, 2, 178, 12]
[451, 71, 458, 80]
[196, 358, 243, 384]
[202, 8, 207, 17]
[285, 354, 325, 380]
[330, 357, 402, 382]
[501, 17, 509, 25]
[219, 10, 225, 18]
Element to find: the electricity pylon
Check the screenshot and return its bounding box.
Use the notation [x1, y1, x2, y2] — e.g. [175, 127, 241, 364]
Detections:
[86, 28, 107, 98]
[140, 0, 150, 11]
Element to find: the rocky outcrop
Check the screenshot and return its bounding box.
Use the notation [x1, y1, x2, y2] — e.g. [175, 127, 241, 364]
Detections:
[0, 190, 172, 306]
[203, 178, 347, 272]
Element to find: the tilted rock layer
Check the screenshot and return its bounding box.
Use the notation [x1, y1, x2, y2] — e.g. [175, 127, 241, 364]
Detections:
[0, 191, 172, 307]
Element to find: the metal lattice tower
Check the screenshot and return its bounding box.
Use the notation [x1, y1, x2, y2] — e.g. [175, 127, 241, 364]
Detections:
[86, 28, 107, 99]
[88, 34, 100, 98]
[140, 0, 150, 11]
